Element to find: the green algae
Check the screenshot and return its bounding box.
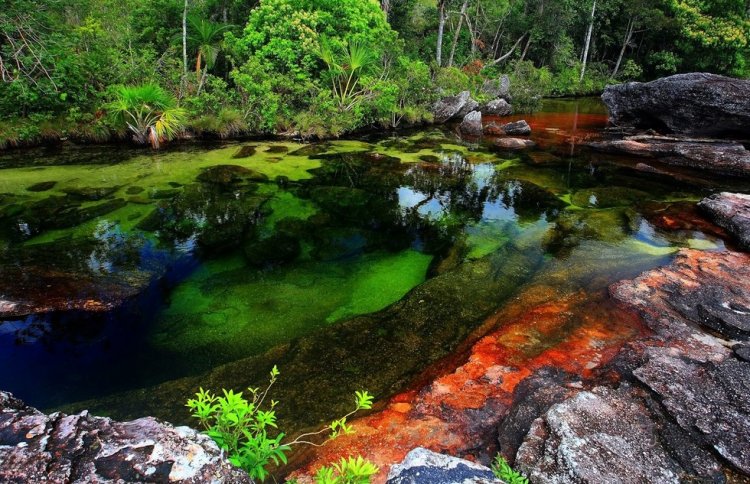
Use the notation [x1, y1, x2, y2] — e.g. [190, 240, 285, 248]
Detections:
[148, 249, 433, 362]
[325, 250, 432, 323]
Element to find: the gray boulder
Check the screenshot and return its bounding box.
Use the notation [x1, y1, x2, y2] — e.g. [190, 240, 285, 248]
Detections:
[459, 111, 483, 136]
[699, 192, 750, 249]
[479, 99, 512, 117]
[602, 73, 750, 137]
[480, 75, 511, 101]
[500, 120, 531, 136]
[0, 392, 251, 483]
[456, 97, 480, 120]
[433, 91, 473, 123]
[387, 447, 502, 484]
[515, 387, 701, 484]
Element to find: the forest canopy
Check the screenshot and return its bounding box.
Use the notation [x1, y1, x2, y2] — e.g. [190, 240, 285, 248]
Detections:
[0, 0, 748, 144]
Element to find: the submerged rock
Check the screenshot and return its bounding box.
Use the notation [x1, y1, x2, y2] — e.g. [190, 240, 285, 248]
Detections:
[26, 181, 56, 192]
[699, 192, 750, 249]
[602, 73, 750, 137]
[459, 111, 483, 136]
[484, 120, 531, 137]
[0, 391, 250, 483]
[232, 145, 256, 159]
[492, 138, 535, 150]
[197, 164, 268, 185]
[386, 448, 501, 484]
[62, 185, 120, 201]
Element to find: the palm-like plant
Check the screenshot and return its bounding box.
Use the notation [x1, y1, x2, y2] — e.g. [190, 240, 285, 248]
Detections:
[107, 84, 186, 149]
[188, 16, 229, 92]
[319, 38, 377, 111]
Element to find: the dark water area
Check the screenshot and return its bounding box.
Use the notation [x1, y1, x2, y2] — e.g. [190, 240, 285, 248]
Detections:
[0, 98, 744, 430]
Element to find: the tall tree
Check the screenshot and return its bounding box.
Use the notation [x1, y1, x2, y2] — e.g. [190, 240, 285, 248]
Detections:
[447, 0, 470, 67]
[580, 0, 597, 82]
[436, 0, 447, 66]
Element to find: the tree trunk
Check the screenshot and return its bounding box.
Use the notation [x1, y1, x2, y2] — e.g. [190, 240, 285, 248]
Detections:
[447, 0, 469, 68]
[612, 17, 634, 79]
[436, 0, 446, 67]
[182, 0, 188, 76]
[381, 0, 390, 17]
[579, 0, 597, 82]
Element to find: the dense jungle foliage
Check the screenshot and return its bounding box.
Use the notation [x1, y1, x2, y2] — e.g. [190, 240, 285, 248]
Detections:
[1, 0, 748, 145]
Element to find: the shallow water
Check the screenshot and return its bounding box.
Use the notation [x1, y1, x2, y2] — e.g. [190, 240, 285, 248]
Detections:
[0, 98, 741, 430]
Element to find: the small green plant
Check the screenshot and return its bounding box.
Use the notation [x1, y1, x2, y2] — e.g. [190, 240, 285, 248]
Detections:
[187, 366, 374, 481]
[491, 455, 529, 484]
[314, 456, 379, 484]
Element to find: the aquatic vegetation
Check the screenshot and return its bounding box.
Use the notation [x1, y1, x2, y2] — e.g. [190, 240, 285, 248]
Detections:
[2, 101, 741, 448]
[186, 365, 373, 481]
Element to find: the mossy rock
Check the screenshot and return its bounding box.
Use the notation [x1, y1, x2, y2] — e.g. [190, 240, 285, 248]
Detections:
[265, 146, 289, 154]
[27, 181, 57, 192]
[232, 145, 257, 159]
[288, 143, 331, 157]
[62, 186, 120, 201]
[196, 165, 269, 186]
[149, 188, 182, 200]
[126, 186, 145, 195]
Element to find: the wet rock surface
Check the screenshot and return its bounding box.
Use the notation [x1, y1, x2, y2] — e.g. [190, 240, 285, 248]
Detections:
[492, 138, 535, 150]
[699, 192, 750, 249]
[386, 448, 501, 484]
[589, 136, 750, 177]
[602, 73, 750, 137]
[0, 391, 251, 483]
[484, 120, 531, 137]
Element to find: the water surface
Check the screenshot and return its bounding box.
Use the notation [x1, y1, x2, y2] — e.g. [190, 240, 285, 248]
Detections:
[0, 98, 740, 430]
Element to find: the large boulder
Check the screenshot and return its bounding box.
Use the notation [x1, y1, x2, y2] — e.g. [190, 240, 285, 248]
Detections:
[699, 192, 750, 249]
[459, 111, 483, 136]
[433, 91, 476, 123]
[480, 75, 511, 101]
[0, 392, 251, 483]
[602, 73, 750, 137]
[484, 120, 531, 137]
[479, 99, 512, 117]
[386, 448, 502, 484]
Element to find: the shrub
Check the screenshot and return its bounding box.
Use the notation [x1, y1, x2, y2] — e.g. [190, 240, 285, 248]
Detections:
[186, 366, 374, 481]
[315, 456, 379, 484]
[491, 455, 528, 484]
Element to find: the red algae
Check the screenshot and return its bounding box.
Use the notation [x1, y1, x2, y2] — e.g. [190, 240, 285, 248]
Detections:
[288, 285, 648, 483]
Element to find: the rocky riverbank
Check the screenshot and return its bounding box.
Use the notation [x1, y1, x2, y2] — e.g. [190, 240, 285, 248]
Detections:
[285, 191, 750, 483]
[587, 73, 750, 180]
[0, 391, 250, 483]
